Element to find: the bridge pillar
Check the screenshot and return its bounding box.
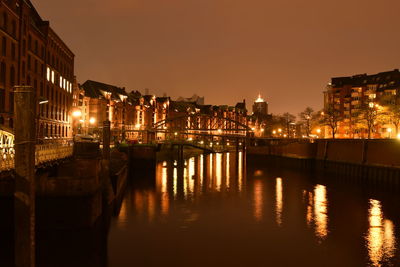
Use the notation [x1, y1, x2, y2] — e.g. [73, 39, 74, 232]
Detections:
[14, 86, 36, 267]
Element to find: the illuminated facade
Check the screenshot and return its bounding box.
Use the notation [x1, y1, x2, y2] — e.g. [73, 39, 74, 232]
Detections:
[0, 0, 74, 142]
[78, 80, 129, 140]
[249, 94, 271, 137]
[252, 94, 268, 116]
[324, 69, 400, 138]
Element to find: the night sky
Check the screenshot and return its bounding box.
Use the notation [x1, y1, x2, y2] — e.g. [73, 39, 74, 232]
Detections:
[32, 0, 400, 115]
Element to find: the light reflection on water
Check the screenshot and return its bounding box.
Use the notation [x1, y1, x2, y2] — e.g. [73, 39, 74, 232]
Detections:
[275, 177, 283, 226]
[107, 153, 399, 267]
[314, 184, 328, 240]
[366, 199, 396, 267]
[253, 179, 263, 222]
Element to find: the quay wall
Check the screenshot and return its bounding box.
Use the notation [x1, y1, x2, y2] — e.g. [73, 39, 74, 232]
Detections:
[248, 139, 400, 189]
[249, 139, 400, 168]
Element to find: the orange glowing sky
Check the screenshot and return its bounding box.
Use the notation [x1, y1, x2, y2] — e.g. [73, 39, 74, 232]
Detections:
[32, 0, 400, 114]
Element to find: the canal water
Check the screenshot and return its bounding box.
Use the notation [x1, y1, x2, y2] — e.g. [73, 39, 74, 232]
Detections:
[107, 152, 400, 267]
[2, 152, 400, 266]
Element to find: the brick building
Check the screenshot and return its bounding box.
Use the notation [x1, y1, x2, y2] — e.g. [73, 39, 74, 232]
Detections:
[0, 0, 74, 142]
[324, 69, 400, 138]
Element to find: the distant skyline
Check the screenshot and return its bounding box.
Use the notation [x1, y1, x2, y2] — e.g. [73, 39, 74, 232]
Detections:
[32, 0, 400, 115]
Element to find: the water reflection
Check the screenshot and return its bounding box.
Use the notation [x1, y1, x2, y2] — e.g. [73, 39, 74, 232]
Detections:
[303, 184, 329, 241]
[275, 177, 283, 226]
[253, 179, 263, 222]
[366, 199, 396, 267]
[155, 153, 245, 201]
[116, 198, 128, 228]
[238, 151, 243, 192]
[314, 184, 328, 240]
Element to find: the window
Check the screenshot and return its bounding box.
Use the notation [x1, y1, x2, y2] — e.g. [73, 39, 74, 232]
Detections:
[2, 37, 6, 56]
[11, 20, 16, 37]
[59, 76, 63, 88]
[0, 62, 6, 84]
[11, 43, 15, 60]
[9, 66, 14, 87]
[34, 40, 38, 54]
[46, 67, 50, 81]
[2, 13, 7, 31]
[22, 39, 26, 56]
[0, 88, 4, 112]
[28, 35, 31, 50]
[9, 91, 13, 114]
[21, 61, 25, 78]
[27, 55, 31, 70]
[51, 70, 54, 84]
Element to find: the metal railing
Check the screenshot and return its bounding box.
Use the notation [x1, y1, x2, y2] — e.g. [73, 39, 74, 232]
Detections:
[0, 142, 74, 172]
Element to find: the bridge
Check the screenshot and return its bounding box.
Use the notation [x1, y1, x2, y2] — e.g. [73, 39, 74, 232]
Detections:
[125, 112, 252, 151]
[0, 126, 73, 172]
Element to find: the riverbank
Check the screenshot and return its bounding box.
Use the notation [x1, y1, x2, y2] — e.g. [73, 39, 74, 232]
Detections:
[248, 139, 400, 189]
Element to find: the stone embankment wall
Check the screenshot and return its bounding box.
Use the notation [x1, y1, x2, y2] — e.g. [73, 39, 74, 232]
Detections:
[249, 139, 400, 168]
[248, 139, 400, 187]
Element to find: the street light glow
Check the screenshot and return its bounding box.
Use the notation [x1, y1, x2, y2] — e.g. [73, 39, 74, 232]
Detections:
[89, 117, 96, 124]
[72, 110, 82, 118]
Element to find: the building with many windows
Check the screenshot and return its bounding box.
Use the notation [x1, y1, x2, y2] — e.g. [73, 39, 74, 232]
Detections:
[0, 0, 74, 142]
[324, 69, 400, 138]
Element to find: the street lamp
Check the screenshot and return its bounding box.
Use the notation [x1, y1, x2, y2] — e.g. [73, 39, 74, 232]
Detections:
[72, 110, 82, 118]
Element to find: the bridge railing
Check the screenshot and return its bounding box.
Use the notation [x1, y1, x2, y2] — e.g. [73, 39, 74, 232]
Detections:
[0, 142, 74, 172]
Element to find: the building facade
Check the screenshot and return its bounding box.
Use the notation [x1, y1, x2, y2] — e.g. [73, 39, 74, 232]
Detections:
[0, 0, 74, 142]
[324, 69, 400, 138]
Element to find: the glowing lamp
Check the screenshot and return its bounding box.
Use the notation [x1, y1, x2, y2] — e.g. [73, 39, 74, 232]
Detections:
[72, 110, 82, 118]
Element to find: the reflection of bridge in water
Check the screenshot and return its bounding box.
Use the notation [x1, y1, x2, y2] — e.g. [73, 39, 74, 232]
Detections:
[155, 152, 246, 201]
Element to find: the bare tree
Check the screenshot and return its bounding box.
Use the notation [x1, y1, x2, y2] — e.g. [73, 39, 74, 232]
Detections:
[298, 107, 314, 137]
[388, 105, 400, 135]
[380, 95, 400, 135]
[354, 102, 385, 139]
[320, 105, 341, 139]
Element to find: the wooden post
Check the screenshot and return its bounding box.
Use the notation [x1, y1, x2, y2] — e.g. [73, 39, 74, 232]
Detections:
[14, 86, 36, 267]
[103, 120, 110, 160]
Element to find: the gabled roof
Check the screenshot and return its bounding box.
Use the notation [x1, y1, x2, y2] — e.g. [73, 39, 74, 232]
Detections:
[82, 80, 128, 101]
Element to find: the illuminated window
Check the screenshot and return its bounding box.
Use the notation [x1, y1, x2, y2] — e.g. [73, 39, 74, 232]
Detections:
[63, 78, 66, 90]
[59, 76, 63, 87]
[51, 70, 55, 84]
[46, 67, 50, 81]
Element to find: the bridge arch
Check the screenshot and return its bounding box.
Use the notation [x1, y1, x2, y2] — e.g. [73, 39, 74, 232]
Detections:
[153, 113, 250, 135]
